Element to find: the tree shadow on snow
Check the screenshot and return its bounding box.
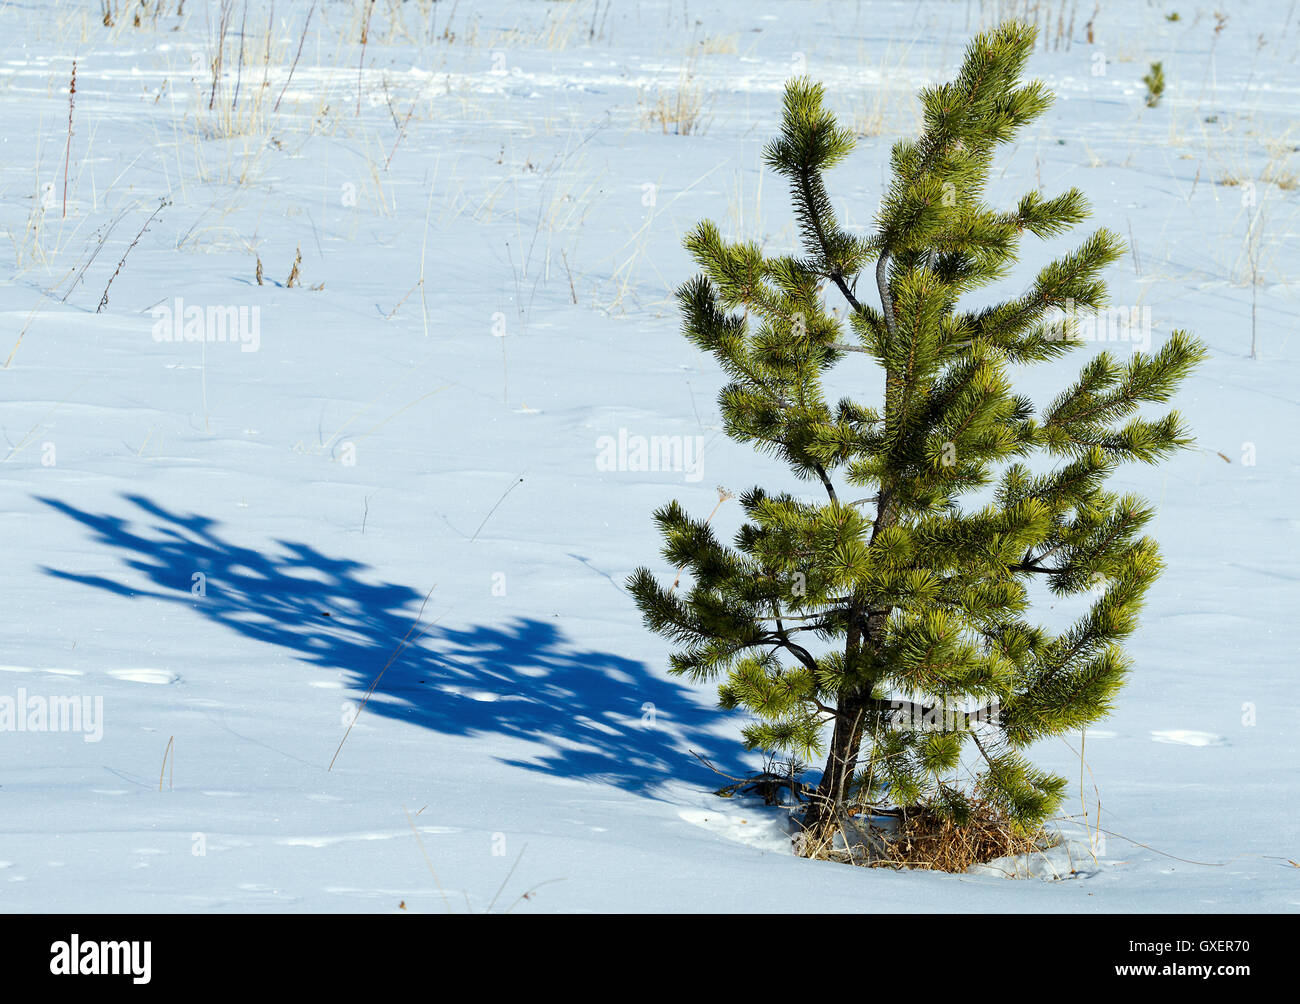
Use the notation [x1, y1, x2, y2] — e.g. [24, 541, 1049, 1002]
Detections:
[37, 493, 745, 796]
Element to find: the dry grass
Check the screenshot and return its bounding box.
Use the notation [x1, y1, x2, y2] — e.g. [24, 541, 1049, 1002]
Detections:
[797, 799, 1055, 873]
[99, 0, 168, 35]
[1204, 123, 1300, 194]
[1260, 136, 1299, 191]
[853, 89, 919, 139]
[487, 1, 592, 52]
[285, 245, 302, 288]
[196, 2, 290, 142]
[642, 79, 709, 136]
[698, 33, 738, 55]
[639, 43, 711, 136]
[850, 39, 921, 139]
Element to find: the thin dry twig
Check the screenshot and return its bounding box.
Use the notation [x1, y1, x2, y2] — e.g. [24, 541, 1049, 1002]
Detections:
[385, 95, 418, 170]
[328, 585, 438, 770]
[357, 0, 375, 116]
[273, 1, 314, 113]
[402, 804, 452, 913]
[486, 844, 526, 913]
[471, 477, 524, 542]
[97, 198, 169, 314]
[63, 60, 77, 219]
[159, 735, 174, 792]
[671, 486, 733, 589]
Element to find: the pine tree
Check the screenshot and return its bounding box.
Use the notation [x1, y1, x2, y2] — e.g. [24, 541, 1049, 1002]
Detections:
[628, 21, 1206, 849]
[1142, 62, 1166, 108]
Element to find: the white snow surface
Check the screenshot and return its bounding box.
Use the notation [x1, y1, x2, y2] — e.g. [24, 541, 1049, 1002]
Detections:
[1, 1, 1297, 912]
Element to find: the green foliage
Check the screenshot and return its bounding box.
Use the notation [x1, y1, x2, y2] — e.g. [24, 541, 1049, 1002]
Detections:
[628, 21, 1205, 836]
[1143, 62, 1166, 107]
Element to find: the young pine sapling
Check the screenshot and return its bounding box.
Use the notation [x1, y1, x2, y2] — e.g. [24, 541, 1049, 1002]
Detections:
[630, 22, 1205, 852]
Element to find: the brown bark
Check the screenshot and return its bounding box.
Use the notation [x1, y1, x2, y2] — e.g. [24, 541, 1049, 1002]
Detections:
[801, 611, 869, 842]
[800, 491, 900, 847]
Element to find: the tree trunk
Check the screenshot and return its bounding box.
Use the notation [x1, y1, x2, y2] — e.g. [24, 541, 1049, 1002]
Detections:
[801, 611, 871, 847]
[801, 558, 895, 849]
[799, 364, 902, 850]
[800, 694, 870, 851]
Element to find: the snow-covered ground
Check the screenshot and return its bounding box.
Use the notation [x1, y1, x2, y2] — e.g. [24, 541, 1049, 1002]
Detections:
[1, 0, 1297, 912]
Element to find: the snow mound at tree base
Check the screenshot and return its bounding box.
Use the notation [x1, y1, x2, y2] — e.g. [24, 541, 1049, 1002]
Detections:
[965, 832, 1107, 881]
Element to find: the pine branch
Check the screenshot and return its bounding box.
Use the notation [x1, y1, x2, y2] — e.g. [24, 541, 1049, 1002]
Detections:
[798, 163, 863, 313]
[812, 462, 838, 503]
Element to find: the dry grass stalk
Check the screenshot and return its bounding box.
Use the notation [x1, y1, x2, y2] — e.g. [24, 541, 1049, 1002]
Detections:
[385, 93, 417, 170]
[561, 248, 577, 304]
[231, 0, 247, 113]
[644, 81, 707, 136]
[96, 198, 169, 314]
[259, 2, 274, 100]
[286, 245, 302, 287]
[671, 487, 733, 589]
[329, 586, 438, 771]
[159, 735, 175, 791]
[358, 0, 376, 116]
[63, 60, 77, 219]
[274, 1, 315, 114]
[208, 0, 234, 111]
[62, 209, 129, 303]
[385, 277, 421, 319]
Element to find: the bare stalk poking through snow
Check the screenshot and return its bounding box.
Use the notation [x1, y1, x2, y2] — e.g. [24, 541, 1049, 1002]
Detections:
[62, 60, 76, 219]
[159, 735, 174, 792]
[357, 0, 375, 116]
[96, 198, 169, 314]
[329, 585, 439, 771]
[274, 1, 315, 114]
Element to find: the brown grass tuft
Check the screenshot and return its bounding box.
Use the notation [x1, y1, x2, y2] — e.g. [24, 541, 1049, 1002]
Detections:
[797, 800, 1054, 873]
[642, 83, 708, 136]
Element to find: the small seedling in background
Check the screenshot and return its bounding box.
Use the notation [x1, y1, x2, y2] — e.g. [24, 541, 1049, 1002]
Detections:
[1143, 61, 1165, 107]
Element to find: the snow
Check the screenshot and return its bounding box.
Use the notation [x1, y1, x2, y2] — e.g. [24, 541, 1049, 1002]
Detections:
[1, 0, 1297, 912]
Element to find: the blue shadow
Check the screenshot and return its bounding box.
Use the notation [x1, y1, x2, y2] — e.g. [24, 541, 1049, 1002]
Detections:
[37, 494, 744, 795]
